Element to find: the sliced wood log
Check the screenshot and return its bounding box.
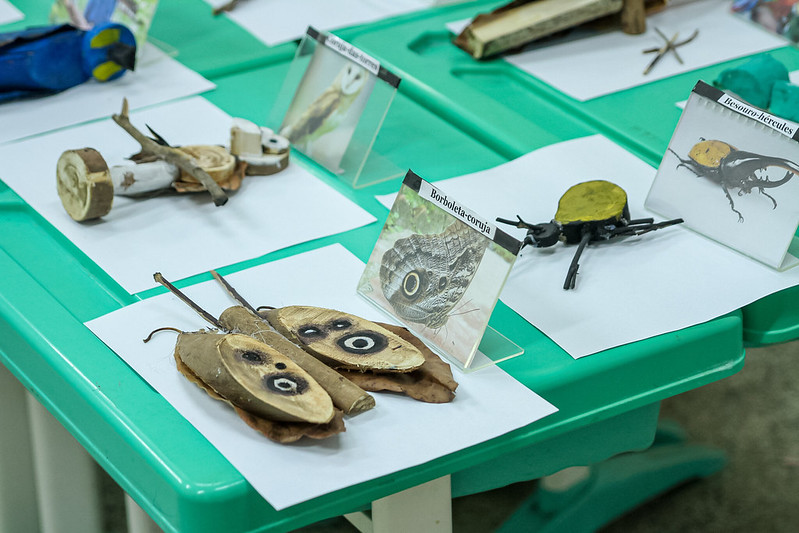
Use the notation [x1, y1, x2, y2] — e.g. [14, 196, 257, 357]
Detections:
[175, 331, 335, 424]
[455, 0, 623, 59]
[56, 148, 114, 221]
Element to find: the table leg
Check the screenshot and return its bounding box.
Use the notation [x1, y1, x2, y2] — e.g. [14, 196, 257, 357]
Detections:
[125, 494, 162, 533]
[0, 363, 39, 533]
[345, 475, 452, 533]
[27, 393, 102, 533]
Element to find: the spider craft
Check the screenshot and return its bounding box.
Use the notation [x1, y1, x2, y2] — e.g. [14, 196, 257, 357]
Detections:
[497, 180, 684, 290]
[668, 139, 799, 222]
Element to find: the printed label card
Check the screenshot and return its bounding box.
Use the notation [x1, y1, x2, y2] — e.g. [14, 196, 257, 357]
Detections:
[358, 171, 523, 369]
[646, 80, 799, 270]
[269, 27, 402, 188]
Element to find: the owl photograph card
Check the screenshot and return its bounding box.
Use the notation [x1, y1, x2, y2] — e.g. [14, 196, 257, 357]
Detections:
[646, 81, 799, 270]
[358, 171, 522, 368]
[279, 31, 380, 172]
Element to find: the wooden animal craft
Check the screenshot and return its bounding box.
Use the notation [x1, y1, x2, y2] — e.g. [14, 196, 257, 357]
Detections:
[56, 100, 291, 222]
[497, 180, 683, 289]
[0, 23, 136, 103]
[668, 139, 799, 222]
[148, 271, 456, 443]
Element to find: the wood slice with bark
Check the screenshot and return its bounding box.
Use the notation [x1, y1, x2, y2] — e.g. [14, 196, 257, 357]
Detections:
[173, 337, 345, 443]
[219, 306, 376, 415]
[455, 0, 624, 59]
[175, 331, 335, 424]
[338, 322, 458, 403]
[56, 148, 114, 221]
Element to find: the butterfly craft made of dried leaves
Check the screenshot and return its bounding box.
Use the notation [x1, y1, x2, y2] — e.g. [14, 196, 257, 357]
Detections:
[379, 221, 489, 330]
[146, 271, 458, 444]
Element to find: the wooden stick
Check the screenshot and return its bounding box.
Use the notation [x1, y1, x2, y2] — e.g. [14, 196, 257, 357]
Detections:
[210, 270, 260, 316]
[213, 0, 240, 15]
[153, 272, 224, 329]
[620, 0, 646, 34]
[112, 98, 228, 206]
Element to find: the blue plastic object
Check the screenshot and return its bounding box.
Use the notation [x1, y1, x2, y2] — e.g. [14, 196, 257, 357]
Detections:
[0, 22, 136, 102]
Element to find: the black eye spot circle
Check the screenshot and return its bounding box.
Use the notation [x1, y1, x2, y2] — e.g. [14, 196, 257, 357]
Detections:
[402, 271, 422, 299]
[297, 324, 326, 339]
[275, 362, 286, 370]
[330, 319, 352, 329]
[264, 373, 308, 395]
[438, 277, 448, 291]
[337, 331, 388, 355]
[239, 350, 266, 364]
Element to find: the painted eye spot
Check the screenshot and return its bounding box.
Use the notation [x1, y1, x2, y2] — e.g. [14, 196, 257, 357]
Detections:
[402, 271, 421, 299]
[238, 350, 266, 364]
[264, 373, 308, 396]
[438, 277, 448, 290]
[337, 331, 388, 355]
[297, 324, 326, 340]
[330, 319, 352, 329]
[275, 362, 286, 370]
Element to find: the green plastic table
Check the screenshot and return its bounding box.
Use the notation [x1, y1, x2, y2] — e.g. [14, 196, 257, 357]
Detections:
[339, 1, 799, 347]
[0, 2, 746, 532]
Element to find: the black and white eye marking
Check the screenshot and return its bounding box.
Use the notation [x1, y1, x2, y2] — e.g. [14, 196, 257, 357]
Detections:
[238, 350, 267, 365]
[264, 373, 308, 395]
[437, 277, 448, 291]
[402, 270, 423, 300]
[297, 324, 326, 340]
[337, 331, 388, 355]
[330, 318, 352, 330]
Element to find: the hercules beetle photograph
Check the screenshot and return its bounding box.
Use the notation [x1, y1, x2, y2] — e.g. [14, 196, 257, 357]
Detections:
[646, 85, 799, 270]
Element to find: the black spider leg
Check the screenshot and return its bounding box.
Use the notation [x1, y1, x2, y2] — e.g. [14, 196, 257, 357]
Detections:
[564, 230, 592, 290]
[610, 217, 684, 237]
[496, 215, 537, 248]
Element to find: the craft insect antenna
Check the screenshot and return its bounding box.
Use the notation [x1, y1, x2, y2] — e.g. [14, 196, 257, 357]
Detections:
[210, 270, 261, 316]
[143, 326, 183, 343]
[153, 272, 223, 329]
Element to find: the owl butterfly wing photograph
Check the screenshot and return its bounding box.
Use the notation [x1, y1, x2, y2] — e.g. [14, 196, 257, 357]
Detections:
[280, 61, 369, 153]
[262, 306, 425, 373]
[379, 221, 489, 330]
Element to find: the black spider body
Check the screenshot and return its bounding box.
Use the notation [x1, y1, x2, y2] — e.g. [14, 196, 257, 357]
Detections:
[497, 180, 683, 290]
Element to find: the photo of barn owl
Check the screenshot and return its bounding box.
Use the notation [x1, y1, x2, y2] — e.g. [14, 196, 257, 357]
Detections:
[279, 44, 376, 171]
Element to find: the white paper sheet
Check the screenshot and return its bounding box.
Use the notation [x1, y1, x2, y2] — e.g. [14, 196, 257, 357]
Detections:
[0, 0, 22, 24]
[86, 244, 557, 510]
[449, 0, 787, 101]
[379, 135, 799, 358]
[205, 0, 441, 46]
[0, 97, 376, 294]
[0, 44, 215, 145]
